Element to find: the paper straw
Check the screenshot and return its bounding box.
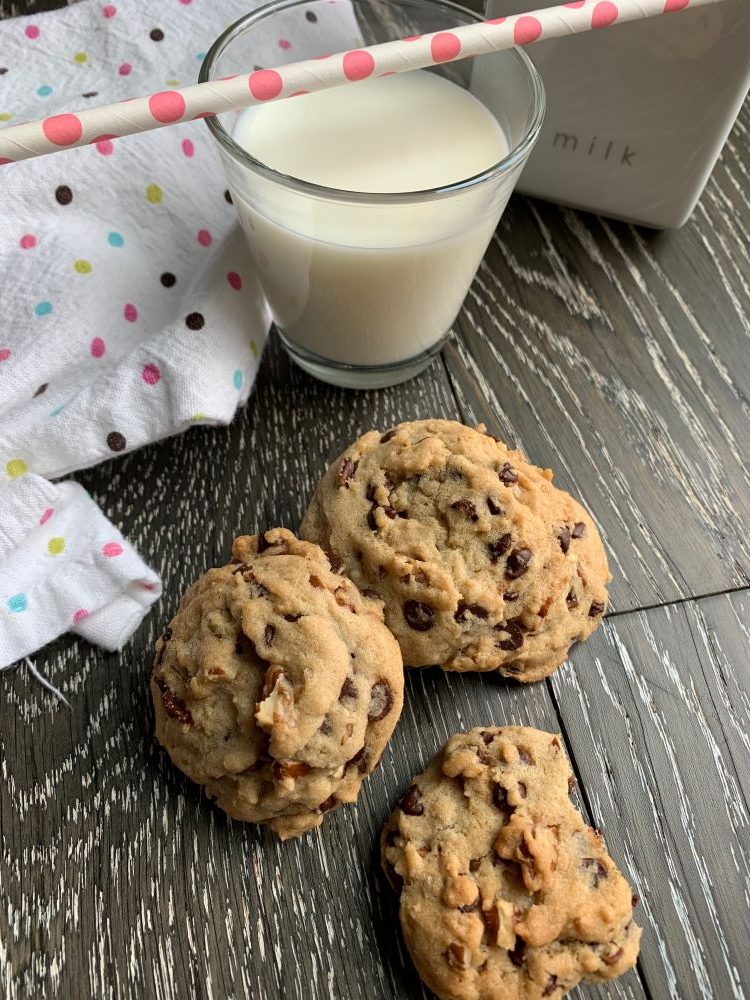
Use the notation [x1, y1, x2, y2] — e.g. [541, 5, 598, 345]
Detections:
[0, 0, 725, 166]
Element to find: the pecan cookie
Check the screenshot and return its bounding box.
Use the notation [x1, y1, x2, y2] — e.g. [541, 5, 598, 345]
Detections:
[300, 420, 610, 681]
[381, 727, 641, 1000]
[151, 528, 404, 840]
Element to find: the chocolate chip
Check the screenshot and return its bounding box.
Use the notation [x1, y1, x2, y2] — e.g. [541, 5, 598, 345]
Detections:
[504, 592, 519, 602]
[572, 522, 586, 539]
[568, 775, 577, 793]
[367, 680, 394, 721]
[382, 505, 397, 519]
[498, 462, 518, 486]
[550, 737, 561, 751]
[399, 784, 424, 816]
[336, 457, 358, 488]
[33, 383, 48, 398]
[589, 601, 605, 617]
[488, 534, 512, 563]
[380, 429, 396, 443]
[469, 858, 482, 872]
[451, 499, 478, 522]
[263, 624, 275, 646]
[367, 506, 378, 530]
[566, 590, 579, 610]
[318, 719, 332, 735]
[487, 496, 503, 516]
[455, 603, 489, 622]
[106, 431, 126, 452]
[508, 938, 525, 968]
[339, 677, 357, 702]
[481, 731, 494, 745]
[558, 525, 571, 554]
[305, 9, 318, 21]
[319, 795, 337, 812]
[185, 312, 205, 330]
[346, 746, 368, 772]
[157, 679, 191, 725]
[365, 483, 377, 502]
[582, 857, 608, 887]
[603, 948, 624, 966]
[309, 575, 325, 590]
[458, 896, 480, 913]
[55, 185, 73, 205]
[155, 626, 172, 665]
[632, 893, 639, 908]
[284, 613, 301, 622]
[542, 975, 558, 996]
[397, 510, 409, 519]
[495, 618, 524, 652]
[492, 784, 508, 809]
[150, 27, 165, 41]
[518, 781, 528, 798]
[518, 749, 531, 765]
[361, 589, 380, 600]
[403, 600, 435, 631]
[328, 553, 343, 573]
[505, 548, 532, 580]
[257, 532, 273, 553]
[160, 271, 176, 288]
[224, 189, 233, 204]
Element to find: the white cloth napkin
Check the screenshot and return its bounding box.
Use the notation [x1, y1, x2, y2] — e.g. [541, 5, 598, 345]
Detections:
[0, 0, 361, 667]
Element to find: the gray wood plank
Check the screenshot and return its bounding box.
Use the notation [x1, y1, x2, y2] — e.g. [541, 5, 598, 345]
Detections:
[550, 589, 750, 1000]
[444, 101, 750, 612]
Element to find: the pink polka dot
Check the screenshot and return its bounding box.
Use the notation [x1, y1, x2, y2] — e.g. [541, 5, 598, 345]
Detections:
[278, 38, 292, 50]
[148, 91, 186, 124]
[102, 542, 124, 558]
[90, 337, 106, 358]
[564, 1, 586, 7]
[227, 271, 242, 290]
[664, 0, 689, 9]
[119, 63, 132, 77]
[20, 234, 37, 250]
[248, 69, 283, 101]
[42, 114, 83, 147]
[0, 349, 10, 362]
[404, 34, 422, 41]
[96, 139, 114, 155]
[102, 3, 117, 16]
[72, 608, 89, 623]
[343, 50, 375, 81]
[142, 363, 161, 385]
[591, 1, 619, 27]
[192, 112, 214, 121]
[290, 90, 310, 97]
[181, 138, 195, 157]
[179, 0, 192, 4]
[485, 17, 506, 24]
[124, 303, 138, 322]
[197, 229, 212, 247]
[513, 15, 543, 45]
[40, 507, 54, 524]
[25, 24, 40, 39]
[0, 158, 13, 166]
[140, 581, 157, 590]
[430, 32, 461, 63]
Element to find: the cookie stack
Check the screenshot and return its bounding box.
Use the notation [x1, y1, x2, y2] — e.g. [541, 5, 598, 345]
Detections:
[151, 419, 640, 1000]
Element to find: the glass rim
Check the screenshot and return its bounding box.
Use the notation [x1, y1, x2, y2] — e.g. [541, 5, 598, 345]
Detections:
[199, 0, 546, 204]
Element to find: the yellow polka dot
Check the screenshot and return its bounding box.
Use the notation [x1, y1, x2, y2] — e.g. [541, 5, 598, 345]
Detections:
[73, 51, 88, 64]
[191, 413, 205, 422]
[146, 184, 163, 204]
[166, 79, 180, 87]
[250, 340, 258, 358]
[47, 537, 66, 556]
[0, 113, 11, 123]
[6, 459, 28, 479]
[74, 259, 92, 274]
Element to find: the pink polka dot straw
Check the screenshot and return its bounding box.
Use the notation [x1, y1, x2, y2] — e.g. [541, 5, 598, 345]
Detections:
[0, 0, 723, 166]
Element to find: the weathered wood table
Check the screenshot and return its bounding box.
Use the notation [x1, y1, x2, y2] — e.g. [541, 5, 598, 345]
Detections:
[2, 2, 749, 998]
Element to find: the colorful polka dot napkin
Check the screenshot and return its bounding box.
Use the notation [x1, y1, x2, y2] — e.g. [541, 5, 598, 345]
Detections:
[0, 0, 360, 668]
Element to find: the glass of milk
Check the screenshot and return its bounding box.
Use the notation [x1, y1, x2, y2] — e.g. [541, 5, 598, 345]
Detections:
[201, 0, 545, 389]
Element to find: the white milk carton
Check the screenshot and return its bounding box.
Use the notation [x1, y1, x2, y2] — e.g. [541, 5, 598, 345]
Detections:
[483, 0, 750, 226]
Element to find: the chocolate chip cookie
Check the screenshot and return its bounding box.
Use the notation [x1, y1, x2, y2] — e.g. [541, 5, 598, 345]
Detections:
[381, 727, 641, 1000]
[151, 528, 404, 840]
[300, 420, 610, 681]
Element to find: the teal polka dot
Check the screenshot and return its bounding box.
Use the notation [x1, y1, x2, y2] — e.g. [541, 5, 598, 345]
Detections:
[37, 85, 53, 97]
[49, 404, 66, 417]
[34, 301, 52, 316]
[108, 231, 124, 247]
[7, 593, 28, 613]
[196, 51, 206, 60]
[233, 369, 243, 390]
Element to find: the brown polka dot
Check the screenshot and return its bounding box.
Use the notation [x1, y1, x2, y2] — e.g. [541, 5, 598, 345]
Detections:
[55, 185, 73, 205]
[160, 272, 176, 288]
[82, 91, 98, 98]
[107, 431, 126, 452]
[33, 383, 48, 398]
[224, 189, 233, 204]
[150, 28, 164, 41]
[305, 10, 318, 20]
[185, 312, 205, 330]
[0, 68, 8, 76]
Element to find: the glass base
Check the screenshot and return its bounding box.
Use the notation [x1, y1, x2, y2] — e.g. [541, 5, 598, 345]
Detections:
[277, 328, 449, 390]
